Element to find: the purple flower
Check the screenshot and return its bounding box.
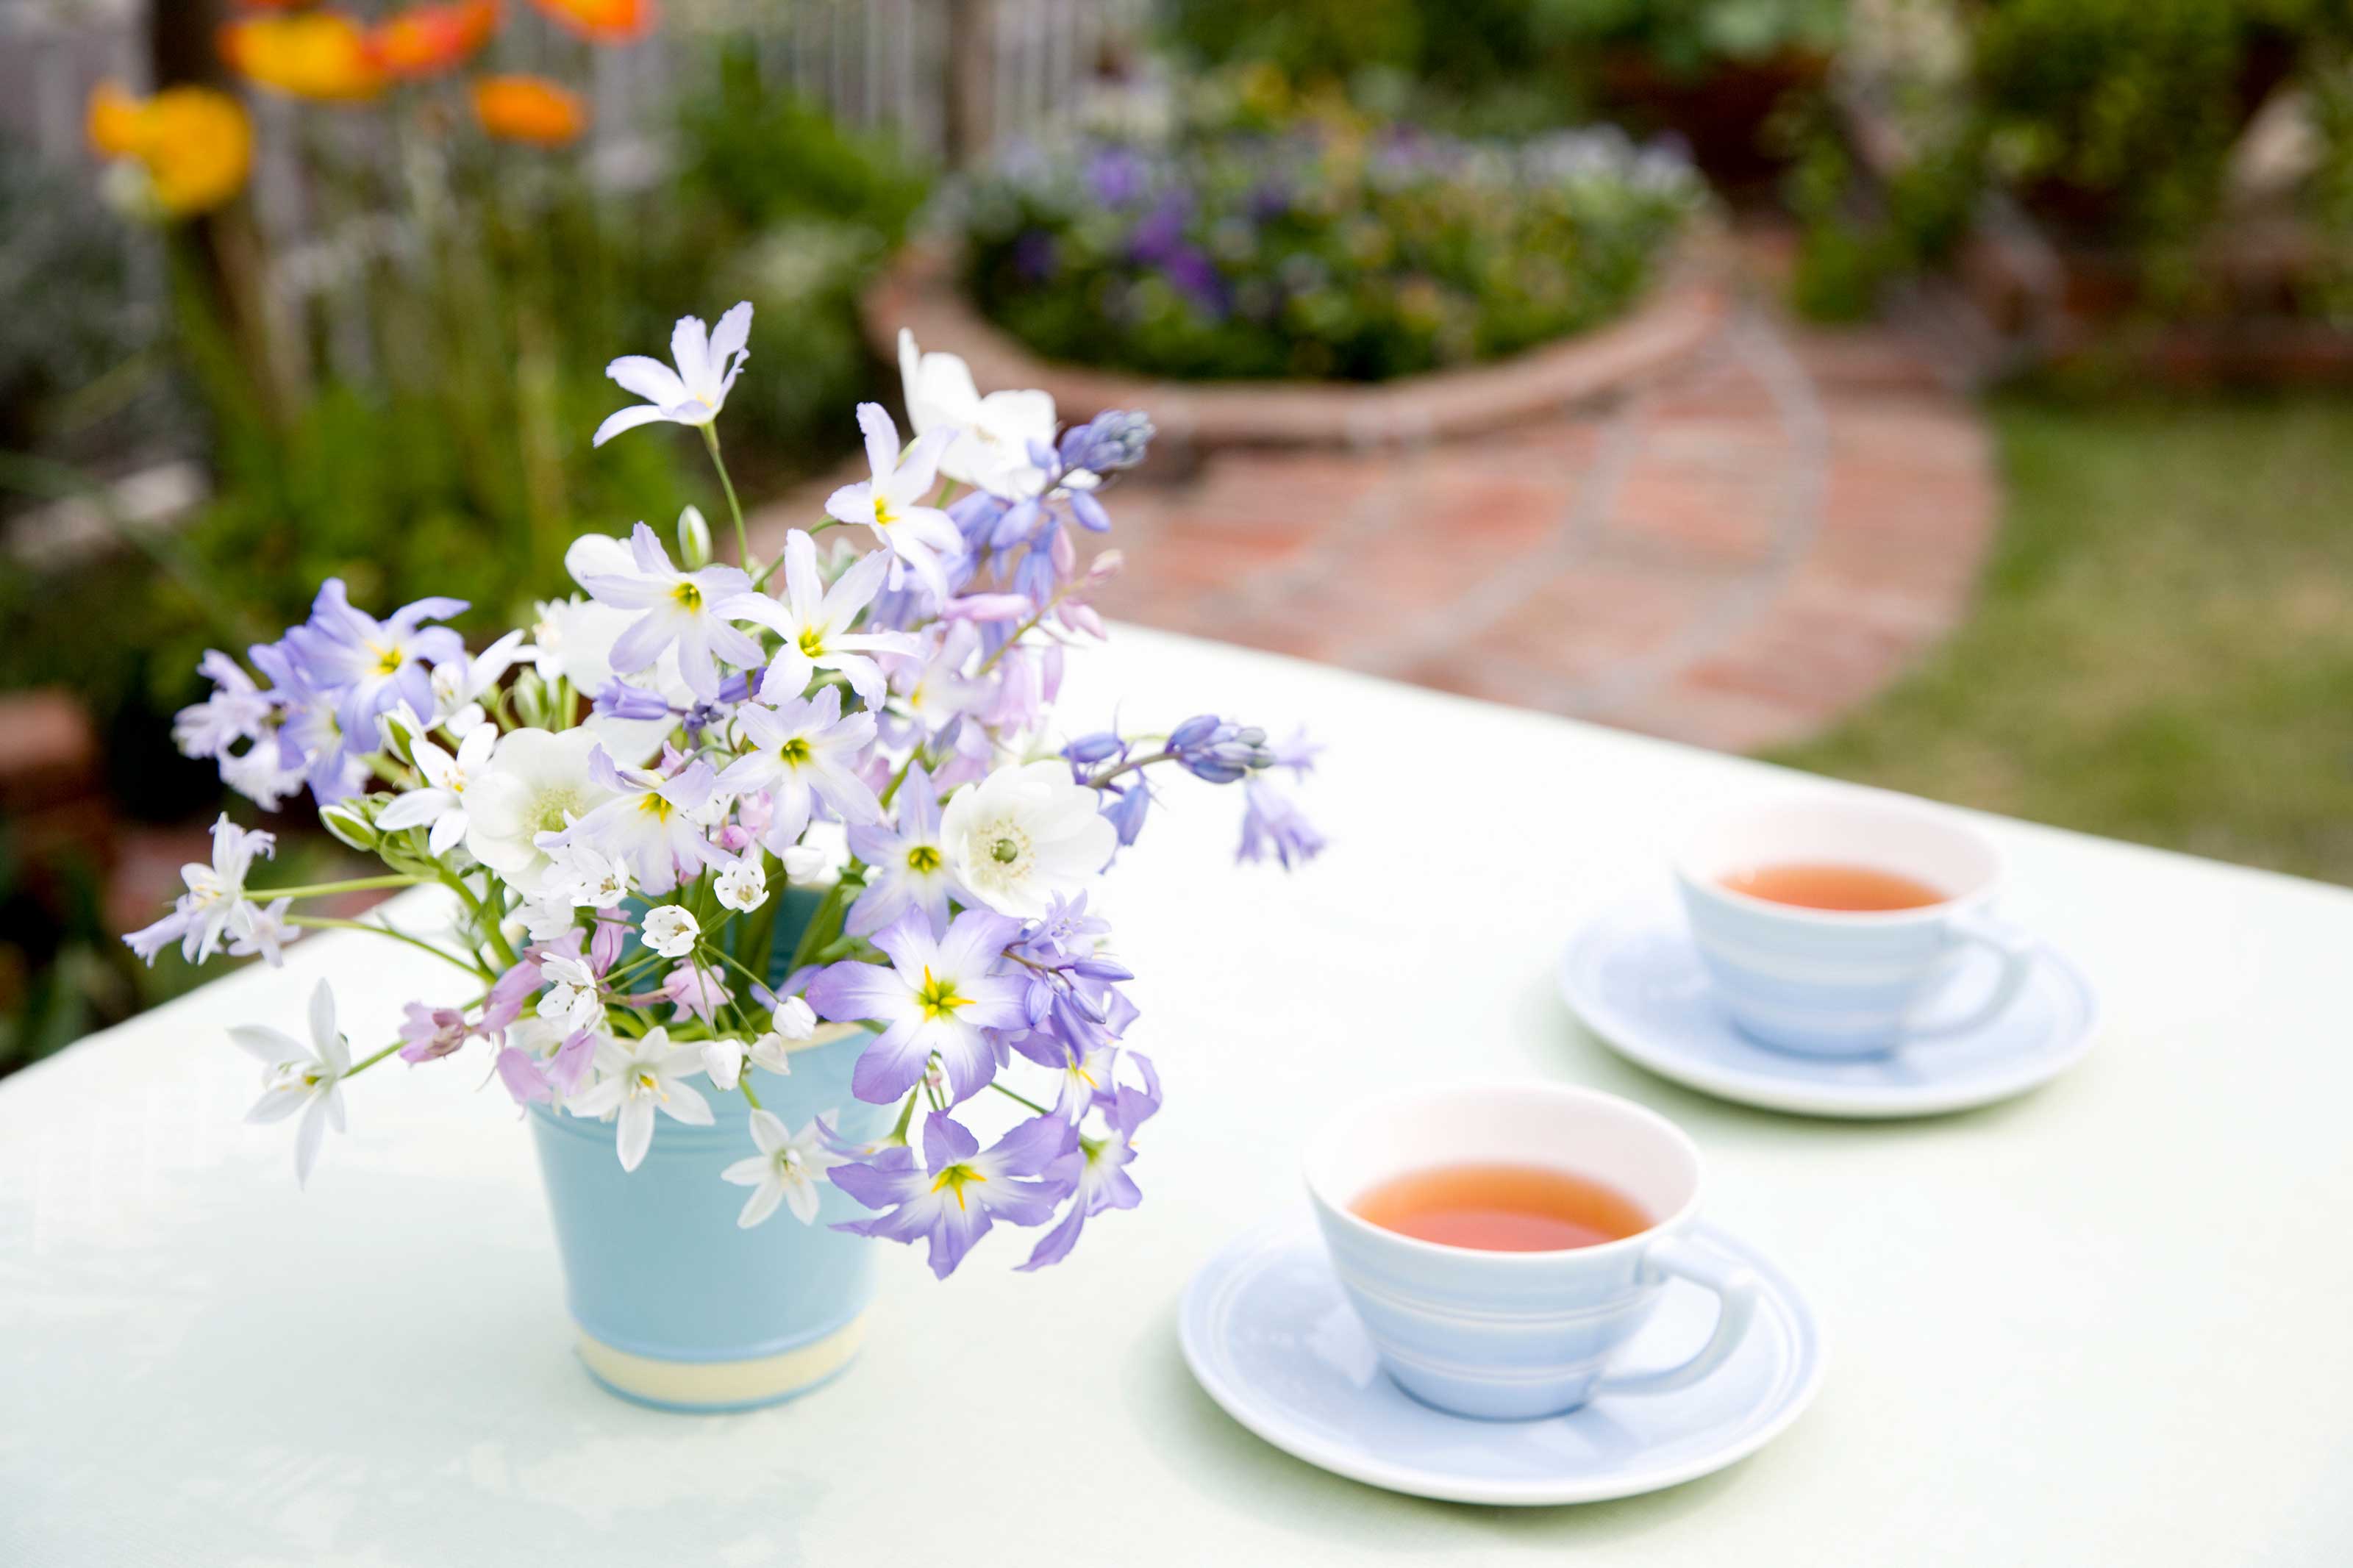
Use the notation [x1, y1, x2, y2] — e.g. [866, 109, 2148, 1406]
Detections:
[397, 1003, 470, 1063]
[845, 762, 969, 938]
[559, 748, 722, 896]
[1058, 411, 1155, 477]
[804, 908, 1029, 1104]
[573, 523, 772, 703]
[831, 1111, 1071, 1278]
[280, 579, 468, 742]
[1238, 777, 1325, 868]
[715, 685, 882, 851]
[1013, 229, 1060, 282]
[1168, 715, 1274, 784]
[1018, 1057, 1160, 1272]
[1085, 146, 1149, 207]
[495, 1028, 596, 1107]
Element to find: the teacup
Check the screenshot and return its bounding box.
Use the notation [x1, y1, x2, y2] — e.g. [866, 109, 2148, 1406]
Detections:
[1304, 1082, 1757, 1421]
[1674, 793, 2038, 1057]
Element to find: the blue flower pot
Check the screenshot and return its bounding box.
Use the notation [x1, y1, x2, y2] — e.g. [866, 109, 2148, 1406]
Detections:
[528, 887, 892, 1412]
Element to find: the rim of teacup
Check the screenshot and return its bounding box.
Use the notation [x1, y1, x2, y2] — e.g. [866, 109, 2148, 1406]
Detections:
[1674, 792, 2009, 926]
[1301, 1081, 1703, 1264]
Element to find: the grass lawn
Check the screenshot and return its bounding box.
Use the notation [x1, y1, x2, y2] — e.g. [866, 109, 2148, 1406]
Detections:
[1770, 393, 2353, 888]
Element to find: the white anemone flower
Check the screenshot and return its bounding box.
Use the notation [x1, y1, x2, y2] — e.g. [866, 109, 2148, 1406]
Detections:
[898, 328, 1061, 498]
[376, 722, 496, 859]
[938, 760, 1118, 919]
[823, 404, 963, 605]
[721, 1110, 843, 1227]
[463, 728, 616, 896]
[229, 979, 350, 1187]
[567, 1027, 714, 1172]
[593, 302, 753, 447]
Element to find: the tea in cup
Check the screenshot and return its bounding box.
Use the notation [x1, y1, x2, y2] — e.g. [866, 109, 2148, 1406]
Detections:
[1304, 1082, 1757, 1421]
[1674, 794, 2037, 1056]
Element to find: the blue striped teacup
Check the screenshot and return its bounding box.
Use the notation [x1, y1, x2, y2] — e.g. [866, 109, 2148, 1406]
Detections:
[1674, 794, 2037, 1057]
[1305, 1083, 1759, 1421]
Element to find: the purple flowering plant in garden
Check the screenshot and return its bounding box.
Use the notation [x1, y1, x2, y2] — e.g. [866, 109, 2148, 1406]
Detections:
[131, 303, 1320, 1278]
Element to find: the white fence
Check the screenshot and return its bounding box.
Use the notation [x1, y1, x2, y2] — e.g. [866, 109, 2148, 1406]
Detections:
[0, 0, 1154, 173]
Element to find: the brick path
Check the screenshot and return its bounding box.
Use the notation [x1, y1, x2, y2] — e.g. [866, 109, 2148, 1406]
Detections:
[751, 299, 1997, 756]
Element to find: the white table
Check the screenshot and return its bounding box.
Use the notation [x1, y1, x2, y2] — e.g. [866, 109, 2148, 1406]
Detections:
[6, 627, 2350, 1566]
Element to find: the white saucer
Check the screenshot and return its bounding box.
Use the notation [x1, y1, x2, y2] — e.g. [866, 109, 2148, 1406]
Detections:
[1177, 1217, 1822, 1507]
[1557, 885, 2100, 1120]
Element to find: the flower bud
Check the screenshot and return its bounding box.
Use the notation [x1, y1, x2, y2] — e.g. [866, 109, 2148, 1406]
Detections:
[319, 797, 381, 852]
[676, 504, 712, 568]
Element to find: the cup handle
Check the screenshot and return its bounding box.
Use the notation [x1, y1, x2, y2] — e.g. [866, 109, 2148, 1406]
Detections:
[1593, 1234, 1759, 1399]
[1902, 913, 2038, 1041]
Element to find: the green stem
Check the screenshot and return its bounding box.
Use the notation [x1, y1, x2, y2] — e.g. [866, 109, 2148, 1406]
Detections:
[740, 1078, 764, 1111]
[285, 916, 489, 977]
[990, 1081, 1051, 1115]
[440, 871, 517, 970]
[890, 1088, 921, 1142]
[701, 423, 751, 573]
[785, 877, 854, 975]
[257, 874, 426, 901]
[342, 1039, 408, 1081]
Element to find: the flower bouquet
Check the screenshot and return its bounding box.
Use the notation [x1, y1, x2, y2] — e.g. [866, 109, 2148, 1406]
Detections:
[131, 301, 1319, 1407]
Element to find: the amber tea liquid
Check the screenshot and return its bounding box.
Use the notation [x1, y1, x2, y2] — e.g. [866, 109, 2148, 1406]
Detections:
[1719, 862, 1947, 912]
[1351, 1162, 1652, 1253]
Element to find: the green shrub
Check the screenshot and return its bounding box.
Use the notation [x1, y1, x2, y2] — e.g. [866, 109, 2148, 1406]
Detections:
[960, 102, 1702, 383]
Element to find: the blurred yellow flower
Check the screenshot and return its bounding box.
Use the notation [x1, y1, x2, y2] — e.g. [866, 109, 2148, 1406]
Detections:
[219, 11, 387, 101]
[85, 82, 254, 219]
[374, 0, 501, 80]
[472, 76, 590, 146]
[530, 0, 655, 44]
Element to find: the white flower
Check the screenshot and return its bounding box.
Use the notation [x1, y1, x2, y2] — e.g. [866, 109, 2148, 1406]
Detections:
[593, 302, 753, 446]
[463, 728, 615, 896]
[225, 897, 300, 967]
[701, 1037, 745, 1090]
[228, 979, 350, 1188]
[641, 903, 700, 959]
[747, 1031, 795, 1077]
[824, 404, 963, 604]
[721, 1110, 842, 1228]
[781, 843, 830, 884]
[771, 995, 818, 1039]
[124, 814, 276, 966]
[567, 1027, 715, 1171]
[753, 528, 918, 711]
[543, 838, 633, 910]
[429, 629, 526, 737]
[375, 722, 496, 859]
[539, 951, 606, 1036]
[713, 855, 766, 914]
[939, 761, 1118, 919]
[517, 892, 579, 945]
[173, 650, 269, 759]
[898, 328, 1061, 498]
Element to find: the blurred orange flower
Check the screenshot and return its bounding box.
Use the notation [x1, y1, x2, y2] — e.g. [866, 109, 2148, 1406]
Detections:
[530, 0, 654, 44]
[220, 11, 387, 101]
[472, 75, 589, 146]
[85, 82, 253, 218]
[374, 0, 501, 80]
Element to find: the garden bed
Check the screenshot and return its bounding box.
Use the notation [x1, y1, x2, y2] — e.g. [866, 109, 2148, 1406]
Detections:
[862, 239, 1731, 451]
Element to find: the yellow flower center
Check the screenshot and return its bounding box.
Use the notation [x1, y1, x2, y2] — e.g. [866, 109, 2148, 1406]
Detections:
[915, 967, 967, 1021]
[907, 844, 941, 873]
[929, 1162, 987, 1211]
[777, 737, 813, 767]
[671, 581, 704, 612]
[797, 626, 827, 657]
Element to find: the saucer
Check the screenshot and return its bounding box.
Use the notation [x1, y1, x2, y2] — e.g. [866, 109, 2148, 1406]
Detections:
[1177, 1217, 1822, 1507]
[1557, 886, 2099, 1120]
